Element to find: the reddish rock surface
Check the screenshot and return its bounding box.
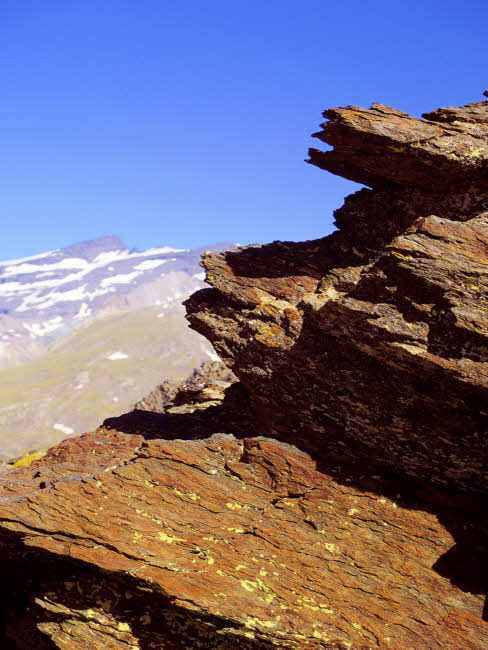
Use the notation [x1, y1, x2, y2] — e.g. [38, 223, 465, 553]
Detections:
[133, 360, 237, 413]
[0, 395, 487, 648]
[308, 100, 488, 191]
[0, 95, 488, 649]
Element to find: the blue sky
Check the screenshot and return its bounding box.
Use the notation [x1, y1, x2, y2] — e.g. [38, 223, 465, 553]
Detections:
[0, 1, 487, 259]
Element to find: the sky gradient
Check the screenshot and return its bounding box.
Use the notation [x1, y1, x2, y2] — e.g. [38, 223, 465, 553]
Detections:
[1, 1, 487, 259]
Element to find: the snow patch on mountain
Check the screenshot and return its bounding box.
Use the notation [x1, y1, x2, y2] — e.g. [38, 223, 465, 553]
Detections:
[100, 272, 141, 288]
[3, 258, 88, 276]
[0, 249, 57, 267]
[23, 317, 64, 337]
[53, 423, 74, 435]
[0, 236, 236, 369]
[74, 303, 92, 319]
[107, 351, 129, 360]
[134, 259, 168, 271]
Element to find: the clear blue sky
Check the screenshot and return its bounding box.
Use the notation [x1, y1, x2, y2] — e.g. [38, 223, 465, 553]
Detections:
[1, 1, 487, 259]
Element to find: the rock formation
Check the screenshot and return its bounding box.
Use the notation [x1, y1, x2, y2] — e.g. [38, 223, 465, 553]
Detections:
[187, 97, 488, 496]
[0, 94, 487, 648]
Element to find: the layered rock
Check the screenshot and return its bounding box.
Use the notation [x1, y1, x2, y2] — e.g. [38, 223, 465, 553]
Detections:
[0, 385, 487, 648]
[186, 95, 488, 496]
[0, 95, 487, 649]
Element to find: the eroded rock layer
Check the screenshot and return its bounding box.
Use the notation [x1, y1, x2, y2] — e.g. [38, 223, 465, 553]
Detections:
[186, 95, 488, 495]
[133, 360, 237, 414]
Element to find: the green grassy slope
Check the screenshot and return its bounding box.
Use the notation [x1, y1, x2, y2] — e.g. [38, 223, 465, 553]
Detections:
[0, 304, 213, 460]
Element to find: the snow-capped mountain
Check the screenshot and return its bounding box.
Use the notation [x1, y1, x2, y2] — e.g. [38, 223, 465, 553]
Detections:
[0, 235, 229, 368]
[0, 235, 236, 459]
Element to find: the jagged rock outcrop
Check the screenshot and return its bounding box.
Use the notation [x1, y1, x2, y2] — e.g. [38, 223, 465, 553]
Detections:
[186, 95, 488, 496]
[0, 94, 487, 649]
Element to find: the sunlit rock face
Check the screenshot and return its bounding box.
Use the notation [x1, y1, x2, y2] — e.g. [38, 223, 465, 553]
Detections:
[1, 419, 488, 648]
[186, 96, 488, 495]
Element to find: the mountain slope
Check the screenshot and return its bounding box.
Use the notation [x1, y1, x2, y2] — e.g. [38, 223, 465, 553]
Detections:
[0, 235, 234, 458]
[0, 302, 214, 460]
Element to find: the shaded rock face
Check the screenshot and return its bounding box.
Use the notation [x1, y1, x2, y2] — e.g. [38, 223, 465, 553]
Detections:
[0, 95, 488, 649]
[186, 96, 488, 495]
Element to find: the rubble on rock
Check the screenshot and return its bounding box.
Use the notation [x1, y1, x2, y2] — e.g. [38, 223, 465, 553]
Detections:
[0, 94, 487, 648]
[133, 360, 237, 413]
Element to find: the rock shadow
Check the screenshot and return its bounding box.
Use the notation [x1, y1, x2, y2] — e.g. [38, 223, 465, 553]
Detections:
[103, 381, 256, 442]
[0, 528, 267, 649]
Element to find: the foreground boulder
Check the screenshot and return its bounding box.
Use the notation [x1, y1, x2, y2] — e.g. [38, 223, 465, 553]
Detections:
[0, 388, 487, 648]
[0, 95, 487, 648]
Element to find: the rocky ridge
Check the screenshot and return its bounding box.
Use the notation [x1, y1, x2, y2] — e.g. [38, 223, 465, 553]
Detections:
[133, 360, 237, 413]
[0, 95, 487, 648]
[188, 96, 488, 496]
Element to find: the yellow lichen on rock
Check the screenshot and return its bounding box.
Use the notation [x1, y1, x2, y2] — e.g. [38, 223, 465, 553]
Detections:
[10, 449, 47, 467]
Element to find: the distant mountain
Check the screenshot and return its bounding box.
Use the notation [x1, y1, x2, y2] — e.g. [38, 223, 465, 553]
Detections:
[0, 235, 232, 369]
[0, 236, 236, 459]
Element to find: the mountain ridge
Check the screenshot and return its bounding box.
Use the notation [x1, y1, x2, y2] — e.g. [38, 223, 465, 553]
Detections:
[0, 235, 234, 369]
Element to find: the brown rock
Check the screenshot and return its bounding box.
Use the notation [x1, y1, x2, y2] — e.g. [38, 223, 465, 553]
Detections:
[186, 95, 488, 496]
[308, 100, 488, 191]
[0, 403, 487, 648]
[134, 360, 237, 413]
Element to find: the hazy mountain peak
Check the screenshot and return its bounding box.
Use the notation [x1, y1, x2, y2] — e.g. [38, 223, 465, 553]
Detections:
[59, 235, 128, 261]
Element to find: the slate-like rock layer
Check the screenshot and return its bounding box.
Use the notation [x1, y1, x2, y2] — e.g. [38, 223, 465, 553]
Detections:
[0, 95, 487, 649]
[0, 388, 487, 648]
[186, 95, 488, 496]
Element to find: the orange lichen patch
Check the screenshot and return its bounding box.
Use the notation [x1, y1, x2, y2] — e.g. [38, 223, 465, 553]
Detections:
[254, 323, 292, 348]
